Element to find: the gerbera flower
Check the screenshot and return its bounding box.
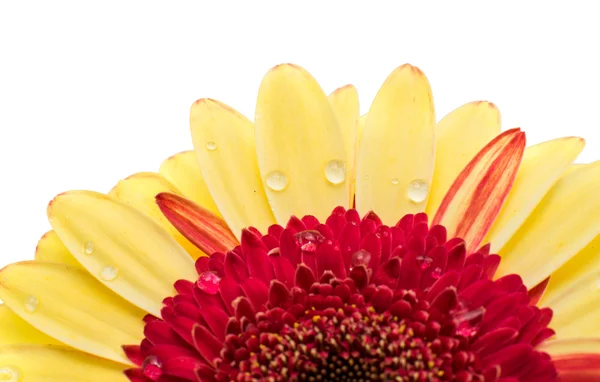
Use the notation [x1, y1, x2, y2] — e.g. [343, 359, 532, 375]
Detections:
[0, 63, 598, 381]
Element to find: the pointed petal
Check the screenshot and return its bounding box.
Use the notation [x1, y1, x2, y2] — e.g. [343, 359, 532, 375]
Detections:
[34, 230, 80, 267]
[156, 192, 238, 255]
[433, 129, 526, 253]
[542, 235, 600, 306]
[498, 162, 600, 288]
[47, 190, 197, 316]
[329, 85, 360, 204]
[356, 64, 435, 223]
[0, 261, 145, 364]
[426, 101, 501, 215]
[486, 137, 584, 252]
[0, 345, 127, 381]
[109, 172, 205, 259]
[255, 63, 348, 222]
[159, 150, 221, 217]
[190, 98, 275, 237]
[0, 304, 60, 345]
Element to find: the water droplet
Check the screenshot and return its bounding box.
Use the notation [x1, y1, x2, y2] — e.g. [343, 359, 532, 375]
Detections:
[431, 267, 442, 279]
[295, 230, 325, 252]
[100, 265, 119, 281]
[416, 255, 433, 270]
[84, 241, 95, 255]
[205, 141, 217, 151]
[24, 295, 38, 313]
[351, 250, 372, 268]
[407, 179, 429, 203]
[196, 271, 220, 295]
[391, 178, 399, 185]
[0, 366, 23, 382]
[265, 171, 288, 191]
[142, 356, 163, 381]
[324, 160, 346, 185]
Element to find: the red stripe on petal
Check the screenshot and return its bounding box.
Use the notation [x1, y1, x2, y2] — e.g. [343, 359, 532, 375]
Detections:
[433, 129, 526, 252]
[156, 192, 238, 255]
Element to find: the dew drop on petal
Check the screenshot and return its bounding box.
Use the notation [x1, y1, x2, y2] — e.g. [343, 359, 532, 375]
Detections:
[416, 255, 433, 270]
[84, 241, 95, 255]
[0, 366, 23, 382]
[100, 265, 119, 281]
[324, 160, 346, 185]
[295, 230, 325, 252]
[142, 356, 163, 381]
[205, 141, 217, 151]
[431, 267, 442, 279]
[24, 295, 38, 313]
[351, 250, 372, 268]
[196, 271, 220, 295]
[391, 178, 399, 185]
[265, 171, 288, 191]
[407, 179, 429, 203]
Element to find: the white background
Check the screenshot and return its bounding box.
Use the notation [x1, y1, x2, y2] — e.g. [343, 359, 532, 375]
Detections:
[1, 1, 599, 269]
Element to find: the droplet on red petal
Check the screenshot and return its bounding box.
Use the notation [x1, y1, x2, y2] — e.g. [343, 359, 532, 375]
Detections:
[416, 255, 433, 270]
[142, 356, 163, 380]
[351, 249, 372, 268]
[431, 267, 442, 279]
[295, 230, 325, 252]
[196, 271, 220, 295]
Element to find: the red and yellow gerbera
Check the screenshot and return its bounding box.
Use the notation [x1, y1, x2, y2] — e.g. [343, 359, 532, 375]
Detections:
[1, 63, 598, 381]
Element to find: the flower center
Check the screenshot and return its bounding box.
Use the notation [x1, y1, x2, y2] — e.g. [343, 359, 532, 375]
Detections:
[124, 208, 558, 382]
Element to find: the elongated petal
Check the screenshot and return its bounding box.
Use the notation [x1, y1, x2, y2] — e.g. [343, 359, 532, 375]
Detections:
[539, 339, 600, 380]
[426, 101, 501, 215]
[156, 192, 238, 255]
[542, 271, 600, 338]
[190, 98, 275, 237]
[34, 230, 80, 267]
[0, 261, 145, 364]
[47, 190, 197, 316]
[159, 150, 221, 217]
[0, 345, 127, 381]
[497, 162, 600, 288]
[486, 137, 584, 251]
[255, 64, 348, 222]
[109, 172, 204, 259]
[356, 64, 435, 223]
[0, 304, 60, 345]
[357, 114, 367, 146]
[433, 129, 526, 253]
[542, 235, 600, 305]
[328, 85, 360, 204]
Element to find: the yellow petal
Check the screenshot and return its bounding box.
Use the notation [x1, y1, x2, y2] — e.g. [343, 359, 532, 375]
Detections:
[0, 345, 127, 381]
[355, 64, 435, 223]
[190, 98, 275, 237]
[544, 270, 600, 338]
[159, 150, 221, 217]
[0, 304, 60, 345]
[47, 190, 197, 316]
[358, 114, 368, 147]
[426, 101, 501, 216]
[539, 338, 600, 356]
[255, 64, 348, 222]
[542, 235, 600, 306]
[109, 172, 205, 259]
[34, 230, 80, 268]
[497, 161, 600, 288]
[329, 85, 360, 204]
[0, 261, 144, 364]
[486, 137, 584, 252]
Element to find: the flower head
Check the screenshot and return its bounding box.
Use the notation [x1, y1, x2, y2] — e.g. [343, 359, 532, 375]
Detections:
[0, 63, 598, 381]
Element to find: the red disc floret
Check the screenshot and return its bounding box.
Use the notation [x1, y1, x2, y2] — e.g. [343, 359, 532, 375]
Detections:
[124, 207, 557, 381]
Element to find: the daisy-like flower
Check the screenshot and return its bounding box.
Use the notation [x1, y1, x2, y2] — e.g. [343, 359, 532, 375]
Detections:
[1, 63, 599, 382]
